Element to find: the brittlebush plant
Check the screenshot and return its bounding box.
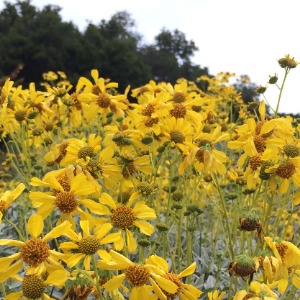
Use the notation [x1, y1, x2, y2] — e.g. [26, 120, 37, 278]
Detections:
[0, 54, 300, 300]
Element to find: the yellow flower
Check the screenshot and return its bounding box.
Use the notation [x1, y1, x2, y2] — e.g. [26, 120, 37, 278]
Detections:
[60, 220, 120, 270]
[98, 249, 178, 300]
[0, 183, 25, 223]
[4, 269, 69, 300]
[266, 157, 300, 193]
[145, 255, 202, 299]
[0, 214, 71, 282]
[97, 192, 156, 252]
[29, 171, 100, 221]
[208, 290, 226, 300]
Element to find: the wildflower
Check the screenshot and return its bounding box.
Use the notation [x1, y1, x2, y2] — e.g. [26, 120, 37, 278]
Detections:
[278, 54, 297, 69]
[98, 250, 178, 299]
[145, 255, 202, 299]
[98, 192, 156, 252]
[0, 214, 71, 282]
[29, 170, 100, 221]
[60, 220, 120, 270]
[233, 281, 278, 299]
[0, 183, 25, 223]
[208, 290, 226, 300]
[4, 270, 70, 300]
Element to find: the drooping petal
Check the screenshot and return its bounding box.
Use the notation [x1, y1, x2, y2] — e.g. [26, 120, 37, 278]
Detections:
[43, 220, 72, 241]
[44, 269, 70, 287]
[178, 262, 196, 278]
[151, 273, 178, 294]
[126, 229, 137, 253]
[26, 214, 44, 238]
[133, 220, 154, 236]
[103, 274, 126, 291]
[100, 193, 117, 210]
[145, 255, 168, 272]
[66, 253, 85, 268]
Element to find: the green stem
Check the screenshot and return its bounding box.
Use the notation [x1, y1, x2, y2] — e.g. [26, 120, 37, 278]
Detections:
[275, 68, 289, 117]
[91, 255, 103, 299]
[4, 218, 26, 241]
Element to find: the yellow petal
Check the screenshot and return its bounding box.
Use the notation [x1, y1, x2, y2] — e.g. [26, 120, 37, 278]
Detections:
[178, 262, 196, 278]
[149, 277, 167, 300]
[43, 220, 71, 241]
[100, 193, 117, 209]
[103, 274, 126, 291]
[151, 273, 178, 294]
[27, 214, 44, 238]
[109, 249, 133, 268]
[126, 229, 137, 253]
[145, 255, 168, 272]
[44, 269, 70, 287]
[70, 173, 95, 195]
[80, 220, 90, 238]
[67, 253, 85, 268]
[0, 239, 24, 247]
[133, 220, 154, 236]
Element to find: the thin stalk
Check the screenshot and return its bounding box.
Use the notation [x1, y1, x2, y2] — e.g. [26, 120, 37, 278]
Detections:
[274, 68, 289, 117]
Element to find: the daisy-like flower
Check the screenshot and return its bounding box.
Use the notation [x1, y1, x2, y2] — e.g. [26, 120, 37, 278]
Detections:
[162, 116, 194, 154]
[0, 214, 71, 282]
[233, 281, 278, 300]
[98, 249, 178, 300]
[208, 290, 226, 300]
[0, 182, 25, 223]
[4, 269, 70, 300]
[62, 133, 102, 167]
[29, 170, 101, 222]
[264, 236, 300, 293]
[60, 220, 120, 270]
[97, 192, 156, 252]
[179, 125, 229, 175]
[266, 157, 300, 193]
[77, 69, 130, 121]
[145, 255, 202, 299]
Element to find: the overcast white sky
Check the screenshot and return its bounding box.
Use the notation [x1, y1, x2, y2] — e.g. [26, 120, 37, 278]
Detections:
[2, 0, 300, 114]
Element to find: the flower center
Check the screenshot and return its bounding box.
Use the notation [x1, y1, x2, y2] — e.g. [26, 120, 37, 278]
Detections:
[78, 236, 100, 255]
[276, 243, 288, 259]
[57, 175, 71, 192]
[111, 206, 136, 229]
[283, 144, 299, 158]
[97, 93, 111, 108]
[21, 238, 50, 267]
[170, 103, 186, 118]
[173, 92, 186, 103]
[276, 162, 296, 179]
[249, 155, 261, 171]
[162, 273, 182, 297]
[55, 192, 78, 213]
[144, 117, 158, 127]
[22, 275, 45, 299]
[78, 146, 94, 159]
[195, 149, 205, 163]
[170, 130, 185, 144]
[137, 182, 154, 196]
[122, 162, 136, 179]
[253, 135, 266, 153]
[14, 109, 27, 121]
[125, 265, 150, 286]
[142, 104, 155, 117]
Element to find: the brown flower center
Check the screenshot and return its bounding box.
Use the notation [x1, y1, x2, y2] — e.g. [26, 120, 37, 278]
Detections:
[195, 149, 205, 163]
[276, 243, 288, 259]
[142, 104, 155, 117]
[170, 130, 185, 144]
[21, 238, 50, 267]
[97, 93, 111, 108]
[22, 275, 45, 299]
[249, 155, 261, 171]
[170, 103, 186, 118]
[78, 236, 100, 255]
[276, 162, 296, 179]
[57, 175, 71, 192]
[111, 206, 136, 229]
[173, 92, 186, 103]
[122, 162, 136, 179]
[55, 192, 78, 213]
[125, 265, 150, 286]
[144, 117, 158, 127]
[253, 135, 266, 153]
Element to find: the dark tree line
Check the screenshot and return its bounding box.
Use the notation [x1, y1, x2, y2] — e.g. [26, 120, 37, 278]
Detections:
[0, 0, 209, 91]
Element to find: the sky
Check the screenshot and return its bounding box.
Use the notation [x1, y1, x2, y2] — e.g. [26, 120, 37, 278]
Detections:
[2, 0, 300, 114]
